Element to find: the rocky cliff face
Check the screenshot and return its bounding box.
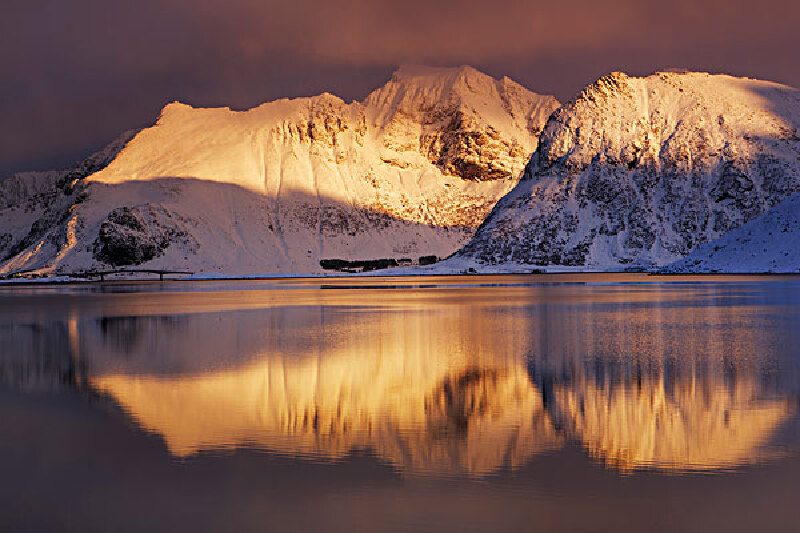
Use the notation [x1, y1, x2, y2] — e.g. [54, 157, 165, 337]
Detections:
[0, 66, 558, 276]
[364, 66, 555, 181]
[457, 71, 800, 269]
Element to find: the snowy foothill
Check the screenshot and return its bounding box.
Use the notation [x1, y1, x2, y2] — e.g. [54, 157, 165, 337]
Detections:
[663, 193, 800, 273]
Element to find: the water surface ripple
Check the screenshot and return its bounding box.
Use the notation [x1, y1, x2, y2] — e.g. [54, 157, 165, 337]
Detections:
[2, 274, 799, 532]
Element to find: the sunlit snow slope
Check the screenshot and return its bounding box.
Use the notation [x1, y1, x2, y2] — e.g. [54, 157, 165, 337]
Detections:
[0, 66, 558, 275]
[456, 71, 800, 270]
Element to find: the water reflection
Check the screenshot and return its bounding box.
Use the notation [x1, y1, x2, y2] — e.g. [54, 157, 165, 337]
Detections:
[0, 319, 88, 391]
[1, 278, 799, 477]
[553, 373, 790, 473]
[87, 309, 563, 477]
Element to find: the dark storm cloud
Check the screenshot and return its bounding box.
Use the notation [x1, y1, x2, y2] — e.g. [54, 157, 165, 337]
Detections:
[2, 0, 799, 175]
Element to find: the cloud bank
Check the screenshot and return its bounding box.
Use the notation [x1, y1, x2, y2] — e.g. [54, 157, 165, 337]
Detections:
[2, 0, 799, 175]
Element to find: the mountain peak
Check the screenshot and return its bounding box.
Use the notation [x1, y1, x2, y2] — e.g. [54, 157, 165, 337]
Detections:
[391, 64, 481, 79]
[362, 65, 559, 182]
[157, 101, 195, 120]
[365, 64, 557, 121]
[365, 65, 496, 110]
[574, 71, 633, 104]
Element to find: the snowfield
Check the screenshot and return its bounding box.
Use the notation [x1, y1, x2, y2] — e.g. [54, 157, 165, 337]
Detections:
[663, 192, 800, 273]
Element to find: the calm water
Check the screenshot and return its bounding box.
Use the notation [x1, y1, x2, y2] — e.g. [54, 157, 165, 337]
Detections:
[1, 274, 799, 532]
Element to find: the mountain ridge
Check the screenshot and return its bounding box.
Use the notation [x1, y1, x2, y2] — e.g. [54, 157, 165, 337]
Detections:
[0, 66, 559, 275]
[6, 67, 800, 277]
[455, 70, 800, 270]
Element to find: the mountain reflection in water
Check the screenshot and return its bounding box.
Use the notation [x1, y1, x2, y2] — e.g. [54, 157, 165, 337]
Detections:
[1, 277, 799, 478]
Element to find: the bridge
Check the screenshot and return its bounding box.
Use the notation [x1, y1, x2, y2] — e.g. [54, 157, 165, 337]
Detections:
[68, 269, 194, 282]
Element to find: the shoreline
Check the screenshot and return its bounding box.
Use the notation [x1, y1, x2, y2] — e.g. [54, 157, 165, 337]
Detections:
[3, 270, 800, 288]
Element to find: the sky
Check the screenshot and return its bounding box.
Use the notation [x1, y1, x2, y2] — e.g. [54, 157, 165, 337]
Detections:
[2, 0, 800, 176]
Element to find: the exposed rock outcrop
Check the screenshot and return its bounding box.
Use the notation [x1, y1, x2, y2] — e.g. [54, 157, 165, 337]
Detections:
[92, 206, 197, 266]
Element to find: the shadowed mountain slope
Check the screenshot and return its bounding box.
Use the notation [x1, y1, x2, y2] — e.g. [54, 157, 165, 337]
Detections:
[663, 192, 800, 273]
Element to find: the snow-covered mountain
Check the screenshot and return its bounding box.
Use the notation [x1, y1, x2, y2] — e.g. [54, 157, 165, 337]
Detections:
[456, 71, 800, 270]
[663, 192, 800, 273]
[0, 66, 558, 276]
